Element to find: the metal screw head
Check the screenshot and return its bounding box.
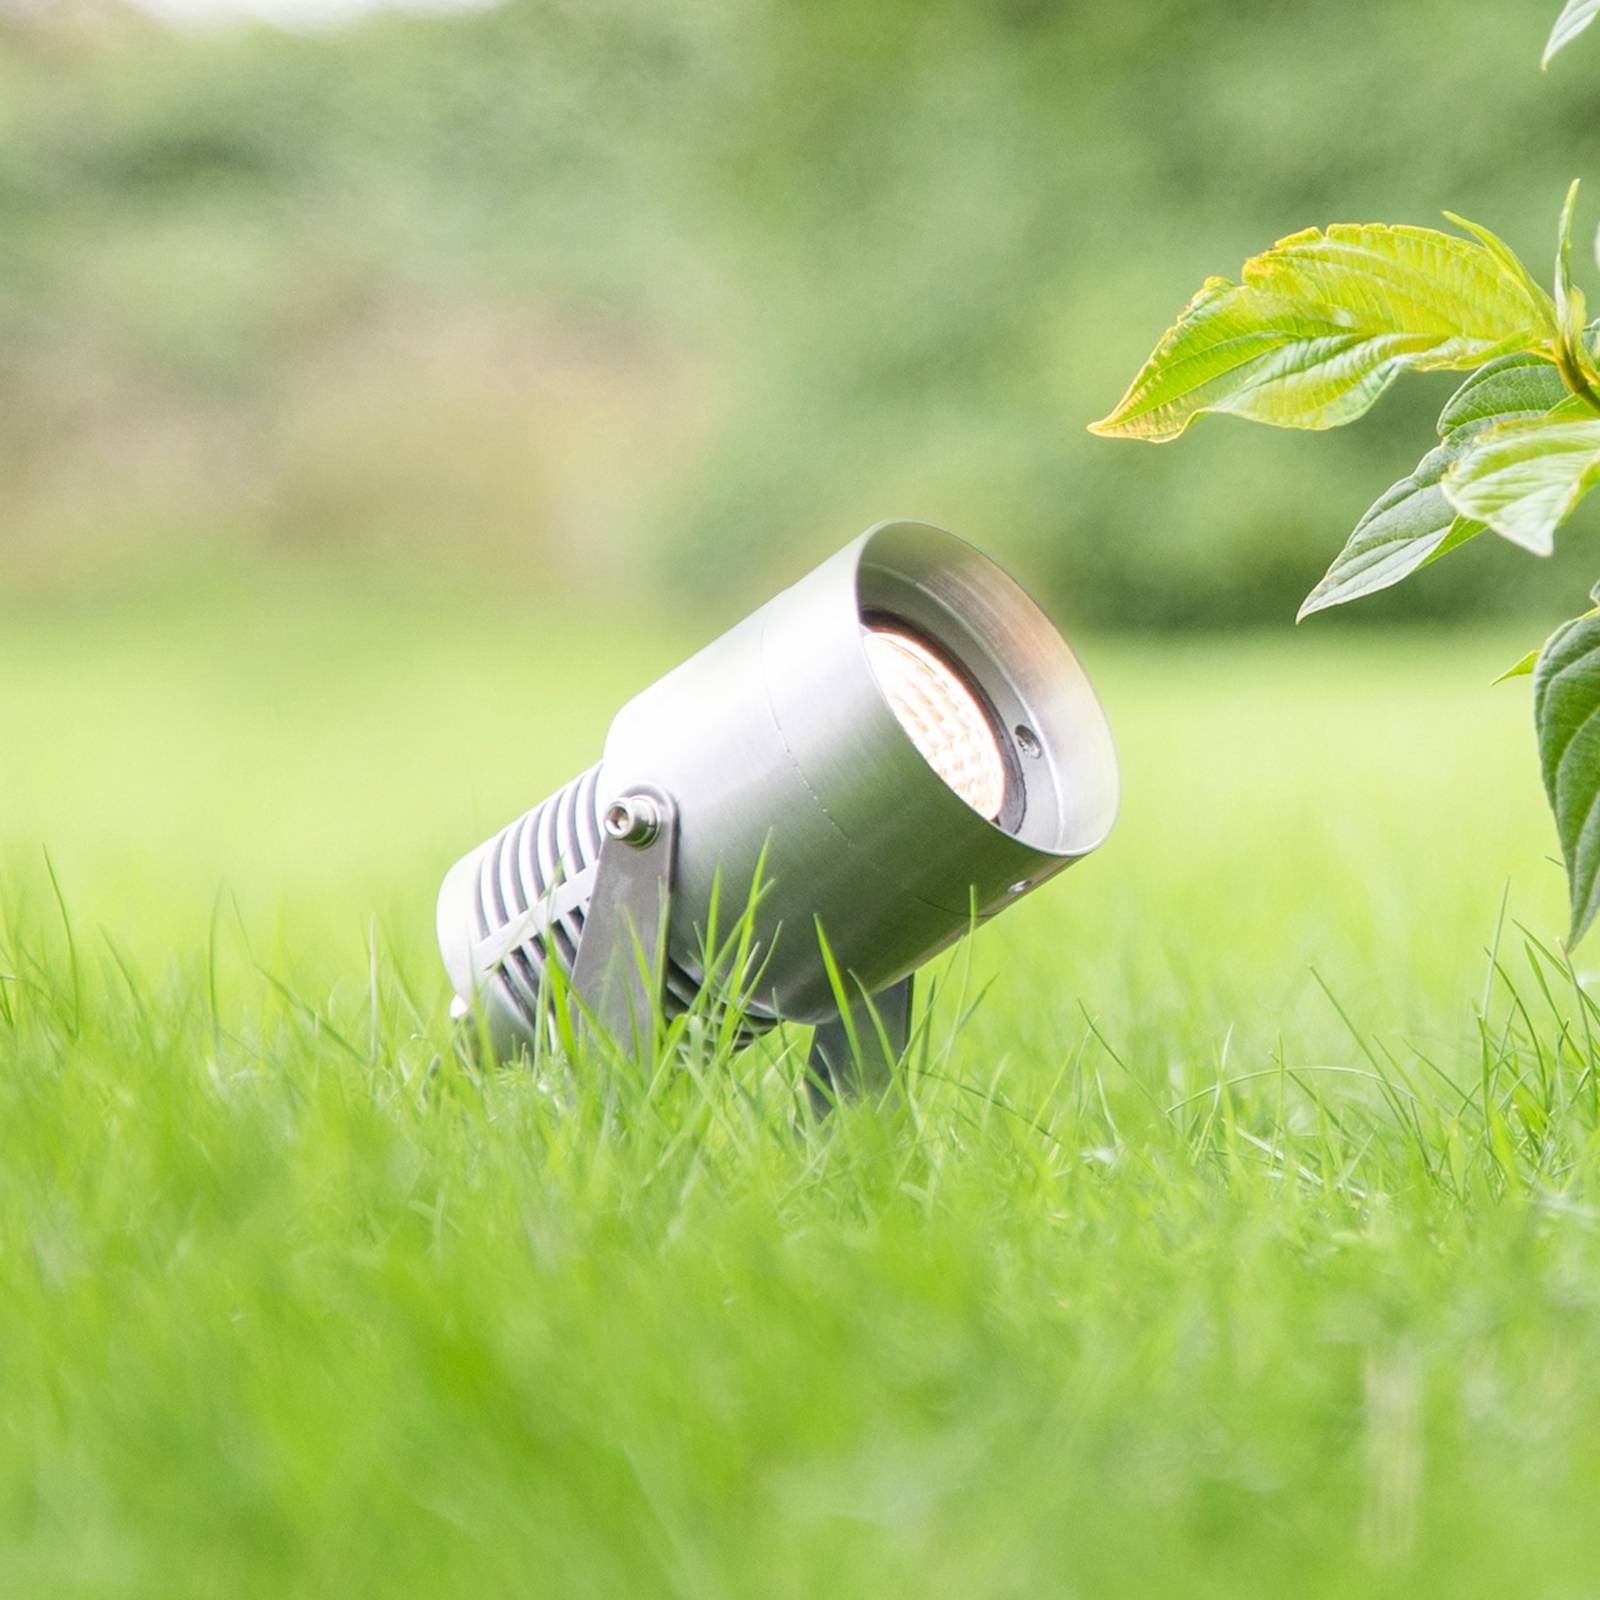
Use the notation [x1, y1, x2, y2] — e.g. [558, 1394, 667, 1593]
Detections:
[1014, 724, 1042, 759]
[603, 793, 661, 847]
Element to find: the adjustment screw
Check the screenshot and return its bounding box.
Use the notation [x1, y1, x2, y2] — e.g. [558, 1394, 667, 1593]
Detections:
[603, 793, 661, 847]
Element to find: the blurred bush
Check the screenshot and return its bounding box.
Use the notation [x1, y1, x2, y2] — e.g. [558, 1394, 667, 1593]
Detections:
[3, 0, 1600, 626]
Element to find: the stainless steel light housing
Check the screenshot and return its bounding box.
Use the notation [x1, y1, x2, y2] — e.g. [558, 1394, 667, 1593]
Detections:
[436, 519, 1118, 1085]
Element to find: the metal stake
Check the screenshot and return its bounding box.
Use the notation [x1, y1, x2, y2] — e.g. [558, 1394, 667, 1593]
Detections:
[808, 973, 914, 1107]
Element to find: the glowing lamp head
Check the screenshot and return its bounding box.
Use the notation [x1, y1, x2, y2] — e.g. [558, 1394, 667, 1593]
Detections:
[436, 519, 1119, 1071]
[863, 624, 1006, 822]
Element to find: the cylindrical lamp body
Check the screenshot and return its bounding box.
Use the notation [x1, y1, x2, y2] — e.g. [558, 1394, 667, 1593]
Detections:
[437, 520, 1118, 1045]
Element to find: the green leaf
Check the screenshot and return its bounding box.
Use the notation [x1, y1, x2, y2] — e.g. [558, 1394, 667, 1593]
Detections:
[1553, 181, 1600, 412]
[1544, 0, 1600, 66]
[1494, 647, 1540, 685]
[1438, 348, 1578, 434]
[1534, 612, 1600, 945]
[1558, 183, 1587, 341]
[1297, 352, 1570, 618]
[1444, 416, 1600, 554]
[1296, 454, 1483, 620]
[1500, 603, 1600, 684]
[1546, 394, 1600, 422]
[1090, 223, 1558, 443]
[1443, 213, 1556, 331]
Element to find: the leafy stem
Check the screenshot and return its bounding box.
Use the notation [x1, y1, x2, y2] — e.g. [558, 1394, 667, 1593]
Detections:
[1088, 176, 1600, 943]
[1553, 338, 1600, 414]
[1087, 0, 1600, 942]
[1553, 180, 1600, 414]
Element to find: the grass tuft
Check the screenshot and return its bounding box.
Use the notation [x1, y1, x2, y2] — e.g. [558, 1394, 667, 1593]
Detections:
[6, 606, 1600, 1595]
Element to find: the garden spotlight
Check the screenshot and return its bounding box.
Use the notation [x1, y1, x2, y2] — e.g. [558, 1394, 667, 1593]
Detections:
[436, 519, 1119, 1088]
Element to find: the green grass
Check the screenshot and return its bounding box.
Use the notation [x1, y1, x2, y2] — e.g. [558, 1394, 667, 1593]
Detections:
[5, 589, 1600, 1597]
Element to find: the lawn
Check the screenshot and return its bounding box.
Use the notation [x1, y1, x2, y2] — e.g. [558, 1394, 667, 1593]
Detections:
[3, 584, 1597, 1597]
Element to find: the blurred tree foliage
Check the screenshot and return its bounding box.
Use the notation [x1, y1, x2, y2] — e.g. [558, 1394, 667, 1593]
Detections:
[2, 0, 1599, 625]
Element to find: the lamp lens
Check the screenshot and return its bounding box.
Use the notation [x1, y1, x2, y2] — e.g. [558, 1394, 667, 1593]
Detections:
[864, 624, 1006, 820]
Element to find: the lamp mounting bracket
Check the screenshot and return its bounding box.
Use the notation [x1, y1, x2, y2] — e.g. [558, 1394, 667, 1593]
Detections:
[569, 783, 678, 1055]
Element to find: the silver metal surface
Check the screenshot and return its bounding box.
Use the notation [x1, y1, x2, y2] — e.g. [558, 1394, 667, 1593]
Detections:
[436, 518, 1120, 1051]
[568, 786, 678, 1054]
[436, 762, 605, 1056]
[602, 793, 662, 848]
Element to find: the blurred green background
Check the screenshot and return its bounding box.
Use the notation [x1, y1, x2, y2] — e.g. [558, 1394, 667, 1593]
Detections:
[4, 0, 1600, 630]
[13, 11, 1600, 1593]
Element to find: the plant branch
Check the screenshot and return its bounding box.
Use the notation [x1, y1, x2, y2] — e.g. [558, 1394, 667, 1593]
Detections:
[1555, 340, 1600, 415]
